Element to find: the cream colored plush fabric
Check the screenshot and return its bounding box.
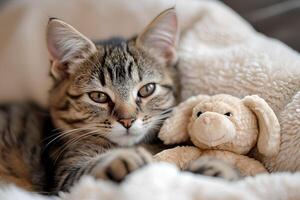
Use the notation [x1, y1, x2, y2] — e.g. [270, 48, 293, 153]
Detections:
[177, 1, 300, 172]
[0, 0, 299, 199]
[156, 94, 283, 176]
[61, 163, 300, 200]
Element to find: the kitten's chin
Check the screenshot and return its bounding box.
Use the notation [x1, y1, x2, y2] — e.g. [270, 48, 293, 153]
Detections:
[109, 134, 145, 147]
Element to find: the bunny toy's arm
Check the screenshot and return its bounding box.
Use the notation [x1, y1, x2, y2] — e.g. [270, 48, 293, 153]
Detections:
[154, 146, 202, 170]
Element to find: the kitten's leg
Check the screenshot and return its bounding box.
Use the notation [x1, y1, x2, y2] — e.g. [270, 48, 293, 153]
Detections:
[89, 147, 153, 181]
[187, 156, 240, 181]
[54, 146, 153, 192]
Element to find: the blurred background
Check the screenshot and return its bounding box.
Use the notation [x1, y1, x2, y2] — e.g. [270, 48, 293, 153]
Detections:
[1, 0, 299, 50]
[221, 0, 300, 51]
[0, 0, 299, 106]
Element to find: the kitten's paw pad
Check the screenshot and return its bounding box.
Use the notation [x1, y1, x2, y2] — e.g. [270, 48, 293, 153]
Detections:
[91, 147, 153, 182]
[187, 156, 240, 181]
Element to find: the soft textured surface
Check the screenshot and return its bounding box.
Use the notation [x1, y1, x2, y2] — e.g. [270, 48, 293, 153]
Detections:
[61, 163, 300, 200]
[0, 0, 299, 199]
[1, 163, 300, 200]
[177, 0, 300, 172]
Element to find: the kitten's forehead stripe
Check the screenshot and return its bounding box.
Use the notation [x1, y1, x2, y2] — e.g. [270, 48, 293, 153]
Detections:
[83, 37, 174, 106]
[106, 66, 114, 82]
[125, 42, 138, 63]
[98, 67, 106, 86]
[137, 67, 143, 81]
[127, 61, 133, 79]
[94, 40, 142, 88]
[124, 43, 142, 81]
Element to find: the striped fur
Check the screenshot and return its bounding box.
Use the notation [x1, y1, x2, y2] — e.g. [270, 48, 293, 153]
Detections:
[8, 9, 177, 192]
[47, 35, 177, 192]
[50, 37, 177, 144]
[0, 9, 179, 193]
[0, 8, 239, 194]
[46, 8, 178, 192]
[0, 104, 46, 192]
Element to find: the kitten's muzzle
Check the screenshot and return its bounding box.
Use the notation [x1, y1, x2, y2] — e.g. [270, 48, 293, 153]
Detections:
[118, 118, 136, 129]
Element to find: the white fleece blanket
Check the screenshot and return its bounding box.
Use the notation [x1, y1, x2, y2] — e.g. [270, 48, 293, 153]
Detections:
[0, 0, 300, 199]
[1, 163, 300, 200]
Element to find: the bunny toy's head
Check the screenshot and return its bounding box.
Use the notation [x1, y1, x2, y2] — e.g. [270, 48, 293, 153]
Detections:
[159, 94, 280, 157]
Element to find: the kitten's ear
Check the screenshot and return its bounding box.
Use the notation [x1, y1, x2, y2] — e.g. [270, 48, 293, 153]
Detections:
[46, 18, 97, 80]
[136, 8, 178, 65]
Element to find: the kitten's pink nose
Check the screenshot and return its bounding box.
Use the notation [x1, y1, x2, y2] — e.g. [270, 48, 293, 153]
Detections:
[118, 118, 136, 129]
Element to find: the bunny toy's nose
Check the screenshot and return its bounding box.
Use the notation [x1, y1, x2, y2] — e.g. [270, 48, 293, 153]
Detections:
[202, 117, 211, 125]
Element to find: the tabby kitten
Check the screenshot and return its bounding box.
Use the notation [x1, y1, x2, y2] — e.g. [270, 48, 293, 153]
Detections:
[0, 8, 239, 194]
[45, 8, 178, 191]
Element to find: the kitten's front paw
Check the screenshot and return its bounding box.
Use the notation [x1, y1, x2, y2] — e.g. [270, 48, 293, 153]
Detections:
[187, 156, 240, 181]
[90, 147, 153, 182]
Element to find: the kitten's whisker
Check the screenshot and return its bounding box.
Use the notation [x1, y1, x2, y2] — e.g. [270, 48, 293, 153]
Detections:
[54, 126, 110, 165]
[42, 126, 75, 141]
[43, 125, 108, 151]
[43, 128, 89, 151]
[43, 127, 88, 142]
[53, 130, 101, 165]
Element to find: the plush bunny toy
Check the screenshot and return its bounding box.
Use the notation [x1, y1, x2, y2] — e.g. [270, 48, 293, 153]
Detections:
[155, 94, 281, 176]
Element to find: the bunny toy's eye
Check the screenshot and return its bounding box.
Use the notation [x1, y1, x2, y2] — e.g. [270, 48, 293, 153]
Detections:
[196, 111, 203, 117]
[224, 112, 232, 117]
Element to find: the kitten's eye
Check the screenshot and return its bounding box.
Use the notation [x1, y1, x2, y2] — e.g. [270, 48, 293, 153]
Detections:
[89, 92, 110, 103]
[138, 83, 156, 98]
[224, 112, 232, 117]
[196, 111, 203, 117]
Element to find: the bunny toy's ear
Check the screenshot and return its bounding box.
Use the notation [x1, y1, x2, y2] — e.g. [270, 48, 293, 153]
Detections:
[159, 95, 210, 144]
[242, 95, 281, 157]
